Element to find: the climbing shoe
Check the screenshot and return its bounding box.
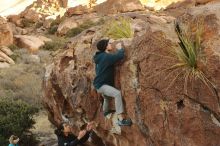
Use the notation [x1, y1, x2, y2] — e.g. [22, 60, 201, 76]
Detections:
[117, 118, 132, 126]
[104, 110, 116, 117]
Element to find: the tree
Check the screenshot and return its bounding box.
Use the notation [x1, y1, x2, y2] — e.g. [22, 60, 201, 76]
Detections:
[0, 97, 38, 145]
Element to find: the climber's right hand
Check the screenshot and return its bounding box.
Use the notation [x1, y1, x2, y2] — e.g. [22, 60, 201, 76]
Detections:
[116, 43, 122, 50]
[13, 138, 19, 143]
[77, 130, 86, 140]
[86, 121, 95, 131]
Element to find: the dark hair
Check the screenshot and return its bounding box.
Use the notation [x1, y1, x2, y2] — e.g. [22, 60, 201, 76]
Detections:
[80, 123, 87, 130]
[55, 122, 68, 136]
[96, 39, 109, 52]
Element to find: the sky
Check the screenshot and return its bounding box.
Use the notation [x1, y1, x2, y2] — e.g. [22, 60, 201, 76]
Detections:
[0, 0, 36, 16]
[0, 0, 107, 17]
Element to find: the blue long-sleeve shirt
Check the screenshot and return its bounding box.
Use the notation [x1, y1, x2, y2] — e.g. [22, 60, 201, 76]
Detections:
[57, 132, 90, 146]
[93, 49, 125, 89]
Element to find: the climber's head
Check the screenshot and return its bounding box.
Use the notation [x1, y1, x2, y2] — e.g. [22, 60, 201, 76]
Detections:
[55, 122, 72, 136]
[97, 39, 113, 52]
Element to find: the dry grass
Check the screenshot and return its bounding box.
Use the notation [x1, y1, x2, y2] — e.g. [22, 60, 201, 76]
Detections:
[40, 36, 68, 51]
[0, 63, 44, 106]
[104, 17, 134, 39]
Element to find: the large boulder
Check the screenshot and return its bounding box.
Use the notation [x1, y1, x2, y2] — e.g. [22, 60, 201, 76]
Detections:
[14, 35, 47, 52]
[0, 17, 13, 46]
[7, 15, 23, 27]
[94, 0, 144, 15]
[43, 2, 220, 146]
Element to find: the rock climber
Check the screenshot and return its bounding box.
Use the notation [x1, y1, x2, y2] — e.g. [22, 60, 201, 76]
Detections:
[93, 39, 132, 126]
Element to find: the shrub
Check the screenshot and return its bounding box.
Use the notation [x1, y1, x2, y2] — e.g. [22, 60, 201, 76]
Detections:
[40, 37, 68, 51]
[8, 44, 19, 51]
[0, 64, 44, 105]
[65, 27, 84, 38]
[48, 25, 58, 34]
[0, 97, 38, 146]
[104, 17, 134, 39]
[50, 17, 65, 27]
[48, 17, 66, 34]
[174, 21, 203, 69]
[65, 20, 96, 38]
[22, 19, 35, 28]
[167, 19, 215, 93]
[35, 22, 43, 28]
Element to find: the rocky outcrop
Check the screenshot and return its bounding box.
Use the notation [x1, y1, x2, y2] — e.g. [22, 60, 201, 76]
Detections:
[94, 0, 144, 14]
[57, 13, 100, 35]
[6, 0, 69, 28]
[0, 17, 13, 46]
[43, 2, 220, 146]
[65, 5, 89, 16]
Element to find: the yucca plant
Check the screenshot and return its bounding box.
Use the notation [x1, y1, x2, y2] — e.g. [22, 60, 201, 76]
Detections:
[104, 17, 134, 39]
[169, 20, 216, 94]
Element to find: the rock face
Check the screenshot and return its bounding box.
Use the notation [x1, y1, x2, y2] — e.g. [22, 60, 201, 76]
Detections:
[0, 17, 13, 46]
[43, 2, 220, 146]
[94, 0, 144, 14]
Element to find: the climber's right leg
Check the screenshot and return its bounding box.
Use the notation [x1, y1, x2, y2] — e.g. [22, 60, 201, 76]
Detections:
[97, 85, 132, 126]
[97, 85, 124, 114]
